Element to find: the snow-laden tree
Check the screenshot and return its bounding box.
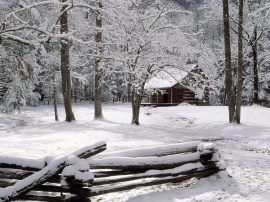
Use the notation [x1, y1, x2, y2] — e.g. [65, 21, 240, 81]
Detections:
[0, 1, 46, 112]
[187, 0, 227, 105]
[103, 0, 202, 125]
[228, 0, 270, 106]
[0, 0, 100, 119]
[192, 0, 270, 109]
[0, 46, 41, 112]
[39, 46, 61, 120]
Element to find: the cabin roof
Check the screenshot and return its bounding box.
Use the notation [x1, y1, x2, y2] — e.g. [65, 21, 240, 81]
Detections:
[145, 64, 197, 89]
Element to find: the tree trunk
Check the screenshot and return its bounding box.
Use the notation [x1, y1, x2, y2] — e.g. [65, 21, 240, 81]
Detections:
[235, 0, 244, 124]
[53, 70, 59, 121]
[60, 0, 75, 122]
[222, 0, 235, 123]
[73, 79, 78, 103]
[131, 85, 144, 125]
[131, 94, 141, 125]
[94, 1, 103, 119]
[252, 26, 259, 105]
[128, 81, 131, 103]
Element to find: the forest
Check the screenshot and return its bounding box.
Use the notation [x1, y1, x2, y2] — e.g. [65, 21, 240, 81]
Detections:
[0, 0, 269, 124]
[1, 1, 270, 201]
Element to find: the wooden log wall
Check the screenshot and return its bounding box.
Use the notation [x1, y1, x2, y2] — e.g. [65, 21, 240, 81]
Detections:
[149, 87, 209, 105]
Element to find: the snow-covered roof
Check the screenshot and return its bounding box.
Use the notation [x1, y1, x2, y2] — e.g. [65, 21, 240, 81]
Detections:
[145, 65, 197, 89]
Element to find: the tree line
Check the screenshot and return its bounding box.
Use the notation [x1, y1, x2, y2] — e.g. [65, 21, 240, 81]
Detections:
[0, 0, 269, 125]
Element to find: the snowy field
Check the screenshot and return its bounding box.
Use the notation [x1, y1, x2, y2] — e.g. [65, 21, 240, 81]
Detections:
[0, 103, 270, 202]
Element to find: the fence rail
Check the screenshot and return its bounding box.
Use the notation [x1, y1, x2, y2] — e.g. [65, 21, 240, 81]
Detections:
[0, 141, 225, 201]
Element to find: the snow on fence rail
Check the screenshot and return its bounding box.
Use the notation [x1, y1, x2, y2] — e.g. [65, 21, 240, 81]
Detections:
[0, 141, 226, 201]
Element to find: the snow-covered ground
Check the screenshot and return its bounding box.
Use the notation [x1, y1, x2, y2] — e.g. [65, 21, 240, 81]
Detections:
[0, 103, 269, 202]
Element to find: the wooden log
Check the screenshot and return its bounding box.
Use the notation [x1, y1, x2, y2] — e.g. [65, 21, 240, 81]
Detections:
[31, 183, 92, 201]
[197, 143, 219, 166]
[18, 194, 65, 201]
[0, 175, 78, 188]
[0, 142, 106, 201]
[71, 141, 106, 160]
[20, 191, 74, 201]
[0, 168, 35, 180]
[93, 163, 219, 186]
[94, 141, 200, 159]
[23, 188, 92, 201]
[0, 142, 106, 188]
[1, 183, 64, 194]
[88, 152, 201, 170]
[92, 162, 217, 179]
[0, 142, 223, 201]
[0, 158, 45, 171]
[20, 193, 92, 202]
[33, 183, 63, 193]
[92, 170, 139, 178]
[0, 178, 18, 188]
[0, 142, 106, 182]
[63, 176, 94, 189]
[6, 184, 92, 201]
[1, 182, 79, 195]
[0, 141, 107, 172]
[89, 168, 220, 197]
[0, 155, 69, 201]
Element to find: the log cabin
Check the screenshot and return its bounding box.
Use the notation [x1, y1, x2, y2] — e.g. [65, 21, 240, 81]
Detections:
[143, 65, 209, 106]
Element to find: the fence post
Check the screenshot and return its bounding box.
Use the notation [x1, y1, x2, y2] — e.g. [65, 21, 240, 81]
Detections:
[197, 142, 219, 166]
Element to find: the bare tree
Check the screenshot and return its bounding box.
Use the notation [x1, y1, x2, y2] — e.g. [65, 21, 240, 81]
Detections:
[251, 25, 259, 105]
[60, 0, 75, 122]
[229, 1, 270, 106]
[53, 68, 59, 121]
[94, 1, 103, 119]
[222, 0, 235, 122]
[235, 0, 244, 123]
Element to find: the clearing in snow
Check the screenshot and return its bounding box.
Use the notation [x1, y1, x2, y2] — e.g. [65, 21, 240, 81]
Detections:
[0, 103, 269, 202]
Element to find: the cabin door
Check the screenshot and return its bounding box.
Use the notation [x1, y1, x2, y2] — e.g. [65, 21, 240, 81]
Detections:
[163, 94, 168, 103]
